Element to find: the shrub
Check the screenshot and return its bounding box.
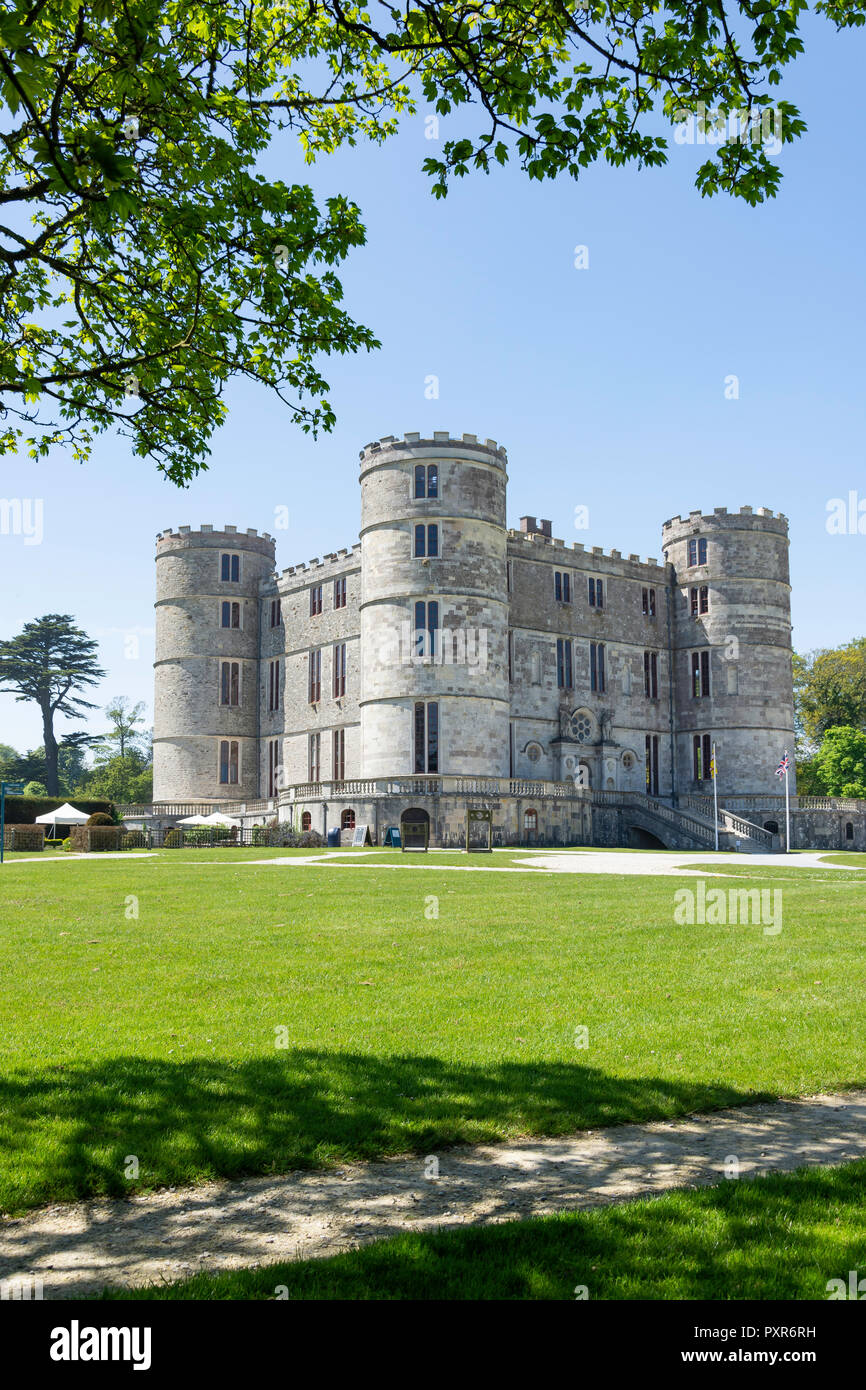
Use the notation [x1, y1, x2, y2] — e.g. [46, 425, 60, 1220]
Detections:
[122, 830, 146, 849]
[2, 824, 45, 852]
[164, 829, 183, 848]
[62, 837, 72, 852]
[87, 811, 115, 826]
[298, 829, 324, 848]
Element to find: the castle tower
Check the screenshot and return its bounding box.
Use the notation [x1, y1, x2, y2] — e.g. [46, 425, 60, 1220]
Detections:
[662, 507, 795, 798]
[359, 432, 510, 778]
[153, 525, 276, 803]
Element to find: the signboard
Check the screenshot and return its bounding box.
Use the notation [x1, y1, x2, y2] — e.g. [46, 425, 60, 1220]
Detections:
[0, 780, 25, 865]
[383, 826, 402, 848]
[352, 824, 373, 846]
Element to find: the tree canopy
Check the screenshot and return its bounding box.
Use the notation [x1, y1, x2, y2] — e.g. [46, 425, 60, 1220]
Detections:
[1, 0, 862, 482]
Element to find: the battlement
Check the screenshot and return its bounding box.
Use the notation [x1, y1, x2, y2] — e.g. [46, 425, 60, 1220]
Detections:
[156, 524, 276, 554]
[506, 529, 664, 572]
[662, 506, 788, 534]
[359, 431, 508, 467]
[277, 542, 362, 585]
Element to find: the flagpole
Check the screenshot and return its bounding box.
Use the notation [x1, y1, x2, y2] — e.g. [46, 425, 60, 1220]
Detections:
[784, 750, 791, 855]
[712, 741, 719, 852]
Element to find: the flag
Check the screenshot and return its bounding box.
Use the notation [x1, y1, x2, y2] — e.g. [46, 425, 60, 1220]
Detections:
[776, 752, 789, 779]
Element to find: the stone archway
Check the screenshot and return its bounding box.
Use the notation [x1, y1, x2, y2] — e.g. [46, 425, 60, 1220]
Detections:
[401, 807, 430, 850]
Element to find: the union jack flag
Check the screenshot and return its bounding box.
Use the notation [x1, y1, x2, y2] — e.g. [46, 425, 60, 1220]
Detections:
[776, 752, 789, 778]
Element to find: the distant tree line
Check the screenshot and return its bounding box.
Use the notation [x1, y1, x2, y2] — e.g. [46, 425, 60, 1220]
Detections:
[794, 638, 866, 798]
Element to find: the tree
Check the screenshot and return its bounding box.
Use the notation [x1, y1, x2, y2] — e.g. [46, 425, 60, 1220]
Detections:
[101, 696, 147, 760]
[80, 753, 152, 804]
[1, 0, 860, 481]
[0, 742, 18, 777]
[0, 615, 105, 794]
[794, 639, 866, 747]
[812, 726, 866, 799]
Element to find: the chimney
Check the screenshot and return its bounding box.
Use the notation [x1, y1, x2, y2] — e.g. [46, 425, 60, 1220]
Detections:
[520, 516, 552, 538]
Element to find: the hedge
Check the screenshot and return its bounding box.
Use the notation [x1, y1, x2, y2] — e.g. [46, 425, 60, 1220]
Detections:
[69, 825, 125, 852]
[2, 797, 114, 825]
[2, 824, 45, 852]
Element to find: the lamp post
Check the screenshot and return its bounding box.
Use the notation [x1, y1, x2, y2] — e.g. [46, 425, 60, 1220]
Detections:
[0, 781, 25, 863]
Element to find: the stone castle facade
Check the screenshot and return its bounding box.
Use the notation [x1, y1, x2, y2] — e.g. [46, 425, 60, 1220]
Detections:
[153, 430, 804, 848]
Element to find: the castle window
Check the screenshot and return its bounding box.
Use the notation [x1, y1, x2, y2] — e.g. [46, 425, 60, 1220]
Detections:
[688, 538, 708, 567]
[644, 651, 659, 700]
[219, 739, 239, 785]
[221, 601, 240, 629]
[301, 811, 312, 831]
[765, 820, 779, 835]
[846, 822, 854, 841]
[693, 733, 712, 782]
[555, 571, 571, 603]
[691, 649, 711, 698]
[588, 576, 604, 608]
[341, 807, 355, 830]
[220, 661, 240, 706]
[414, 523, 439, 558]
[690, 585, 709, 616]
[221, 553, 240, 583]
[268, 658, 280, 712]
[556, 638, 573, 689]
[507, 630, 513, 682]
[414, 463, 438, 498]
[642, 587, 656, 617]
[645, 734, 660, 795]
[269, 598, 282, 628]
[334, 576, 347, 609]
[414, 700, 439, 774]
[308, 648, 321, 703]
[414, 600, 439, 660]
[507, 559, 513, 593]
[309, 732, 321, 783]
[267, 739, 280, 796]
[590, 642, 606, 693]
[334, 728, 346, 781]
[523, 808, 538, 835]
[333, 642, 346, 697]
[310, 584, 323, 616]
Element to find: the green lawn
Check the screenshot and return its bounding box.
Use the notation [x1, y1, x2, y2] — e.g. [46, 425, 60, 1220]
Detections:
[96, 1159, 866, 1301]
[1, 851, 864, 1214]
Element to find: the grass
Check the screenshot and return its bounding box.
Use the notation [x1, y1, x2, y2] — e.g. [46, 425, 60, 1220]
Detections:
[1, 851, 864, 1214]
[95, 1159, 866, 1300]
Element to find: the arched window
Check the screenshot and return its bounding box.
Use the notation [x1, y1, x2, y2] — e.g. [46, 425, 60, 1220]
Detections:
[341, 809, 356, 830]
[764, 820, 779, 835]
[301, 811, 312, 831]
[523, 808, 538, 832]
[846, 822, 854, 841]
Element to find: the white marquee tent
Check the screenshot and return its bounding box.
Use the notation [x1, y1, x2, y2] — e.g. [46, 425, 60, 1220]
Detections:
[177, 811, 239, 827]
[34, 803, 91, 835]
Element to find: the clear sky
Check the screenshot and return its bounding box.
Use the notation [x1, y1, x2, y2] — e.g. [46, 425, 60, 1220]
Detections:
[1, 13, 864, 755]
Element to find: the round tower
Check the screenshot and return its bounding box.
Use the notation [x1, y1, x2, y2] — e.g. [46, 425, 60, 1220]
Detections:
[153, 524, 276, 803]
[661, 506, 795, 798]
[359, 431, 509, 778]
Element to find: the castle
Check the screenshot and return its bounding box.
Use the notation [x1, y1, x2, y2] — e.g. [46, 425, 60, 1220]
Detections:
[153, 430, 806, 849]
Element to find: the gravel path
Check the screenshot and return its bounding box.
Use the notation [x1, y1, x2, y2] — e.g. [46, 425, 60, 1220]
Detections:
[2, 1090, 864, 1299]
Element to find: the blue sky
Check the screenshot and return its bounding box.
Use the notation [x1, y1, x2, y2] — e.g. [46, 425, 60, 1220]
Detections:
[1, 13, 864, 755]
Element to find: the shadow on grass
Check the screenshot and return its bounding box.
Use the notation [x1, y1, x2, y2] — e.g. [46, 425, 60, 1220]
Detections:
[0, 1051, 769, 1214]
[106, 1159, 866, 1301]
